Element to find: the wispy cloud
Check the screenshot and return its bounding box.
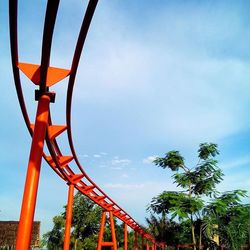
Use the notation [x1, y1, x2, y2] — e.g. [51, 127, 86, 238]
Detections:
[111, 157, 131, 166]
[111, 166, 123, 171]
[79, 154, 89, 158]
[93, 154, 101, 158]
[143, 156, 158, 164]
[104, 183, 145, 189]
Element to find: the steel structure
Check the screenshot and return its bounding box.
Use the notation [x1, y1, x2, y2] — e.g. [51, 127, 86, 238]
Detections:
[9, 1, 166, 249]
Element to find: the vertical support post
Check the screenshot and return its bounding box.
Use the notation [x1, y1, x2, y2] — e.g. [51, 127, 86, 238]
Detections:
[97, 211, 106, 250]
[124, 223, 128, 250]
[97, 211, 118, 250]
[63, 184, 75, 250]
[146, 241, 149, 250]
[15, 94, 51, 250]
[153, 243, 156, 250]
[109, 211, 118, 250]
[134, 231, 138, 250]
[141, 235, 144, 250]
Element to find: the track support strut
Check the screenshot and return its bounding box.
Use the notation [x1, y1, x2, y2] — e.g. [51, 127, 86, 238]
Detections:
[15, 94, 51, 250]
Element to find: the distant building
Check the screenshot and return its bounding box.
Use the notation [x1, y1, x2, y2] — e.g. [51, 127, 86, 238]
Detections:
[0, 221, 40, 248]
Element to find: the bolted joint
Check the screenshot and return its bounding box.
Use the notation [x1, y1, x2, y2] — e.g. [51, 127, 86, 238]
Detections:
[35, 89, 56, 103]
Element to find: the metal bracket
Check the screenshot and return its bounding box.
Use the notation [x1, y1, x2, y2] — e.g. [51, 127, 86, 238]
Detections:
[35, 89, 56, 103]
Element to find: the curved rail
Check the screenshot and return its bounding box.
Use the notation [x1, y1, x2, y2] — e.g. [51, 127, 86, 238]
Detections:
[9, 0, 158, 245]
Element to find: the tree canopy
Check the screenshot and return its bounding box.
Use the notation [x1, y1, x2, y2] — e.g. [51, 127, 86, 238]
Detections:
[148, 143, 249, 250]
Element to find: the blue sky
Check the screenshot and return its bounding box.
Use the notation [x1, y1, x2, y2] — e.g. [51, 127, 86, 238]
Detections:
[1, 1, 250, 234]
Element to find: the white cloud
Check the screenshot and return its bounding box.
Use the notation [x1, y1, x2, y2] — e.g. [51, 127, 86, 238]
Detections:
[79, 154, 89, 158]
[104, 183, 145, 190]
[100, 152, 107, 155]
[111, 166, 123, 170]
[111, 158, 131, 166]
[143, 156, 158, 164]
[94, 154, 101, 158]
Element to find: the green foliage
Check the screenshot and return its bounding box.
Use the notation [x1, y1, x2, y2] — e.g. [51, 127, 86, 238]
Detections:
[43, 192, 102, 250]
[198, 143, 219, 160]
[149, 143, 250, 249]
[190, 160, 223, 196]
[149, 191, 204, 221]
[146, 213, 191, 245]
[204, 190, 250, 250]
[71, 192, 102, 241]
[42, 215, 65, 250]
[42, 192, 135, 250]
[154, 151, 184, 171]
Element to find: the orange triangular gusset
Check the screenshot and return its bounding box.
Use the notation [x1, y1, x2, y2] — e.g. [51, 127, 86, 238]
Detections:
[18, 63, 40, 85]
[57, 156, 74, 168]
[83, 185, 95, 193]
[48, 125, 67, 140]
[96, 196, 105, 202]
[46, 156, 56, 168]
[45, 155, 73, 168]
[70, 174, 84, 184]
[18, 62, 70, 87]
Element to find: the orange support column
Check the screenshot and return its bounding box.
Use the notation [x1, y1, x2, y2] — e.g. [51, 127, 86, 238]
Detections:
[109, 211, 118, 250]
[15, 94, 51, 250]
[97, 211, 118, 250]
[63, 184, 75, 250]
[146, 241, 150, 250]
[141, 235, 145, 250]
[153, 243, 156, 250]
[134, 231, 138, 250]
[97, 211, 106, 250]
[124, 223, 128, 250]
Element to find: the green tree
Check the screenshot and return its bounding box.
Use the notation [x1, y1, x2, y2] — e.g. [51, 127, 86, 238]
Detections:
[150, 143, 223, 250]
[43, 192, 102, 250]
[145, 212, 191, 245]
[70, 193, 102, 250]
[42, 215, 65, 250]
[204, 190, 250, 250]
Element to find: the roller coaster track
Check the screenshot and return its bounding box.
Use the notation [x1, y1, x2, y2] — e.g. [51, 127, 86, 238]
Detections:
[9, 1, 164, 249]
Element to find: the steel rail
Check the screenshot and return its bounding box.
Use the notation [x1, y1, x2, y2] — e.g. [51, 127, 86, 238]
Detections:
[9, 0, 157, 244]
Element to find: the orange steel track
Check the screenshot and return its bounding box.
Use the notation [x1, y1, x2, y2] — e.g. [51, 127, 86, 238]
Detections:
[9, 1, 165, 249]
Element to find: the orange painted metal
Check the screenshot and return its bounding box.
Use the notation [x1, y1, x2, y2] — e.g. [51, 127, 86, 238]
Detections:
[63, 184, 75, 250]
[15, 94, 51, 250]
[134, 231, 138, 250]
[18, 62, 70, 87]
[142, 235, 145, 250]
[124, 223, 128, 250]
[10, 0, 161, 248]
[47, 125, 67, 140]
[146, 241, 150, 250]
[97, 211, 118, 250]
[109, 211, 117, 250]
[97, 211, 106, 250]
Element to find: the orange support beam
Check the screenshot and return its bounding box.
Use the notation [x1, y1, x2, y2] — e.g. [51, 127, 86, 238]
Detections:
[141, 235, 145, 250]
[146, 241, 150, 250]
[134, 231, 138, 250]
[97, 211, 118, 250]
[124, 223, 128, 250]
[110, 211, 117, 250]
[15, 94, 51, 250]
[63, 184, 75, 250]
